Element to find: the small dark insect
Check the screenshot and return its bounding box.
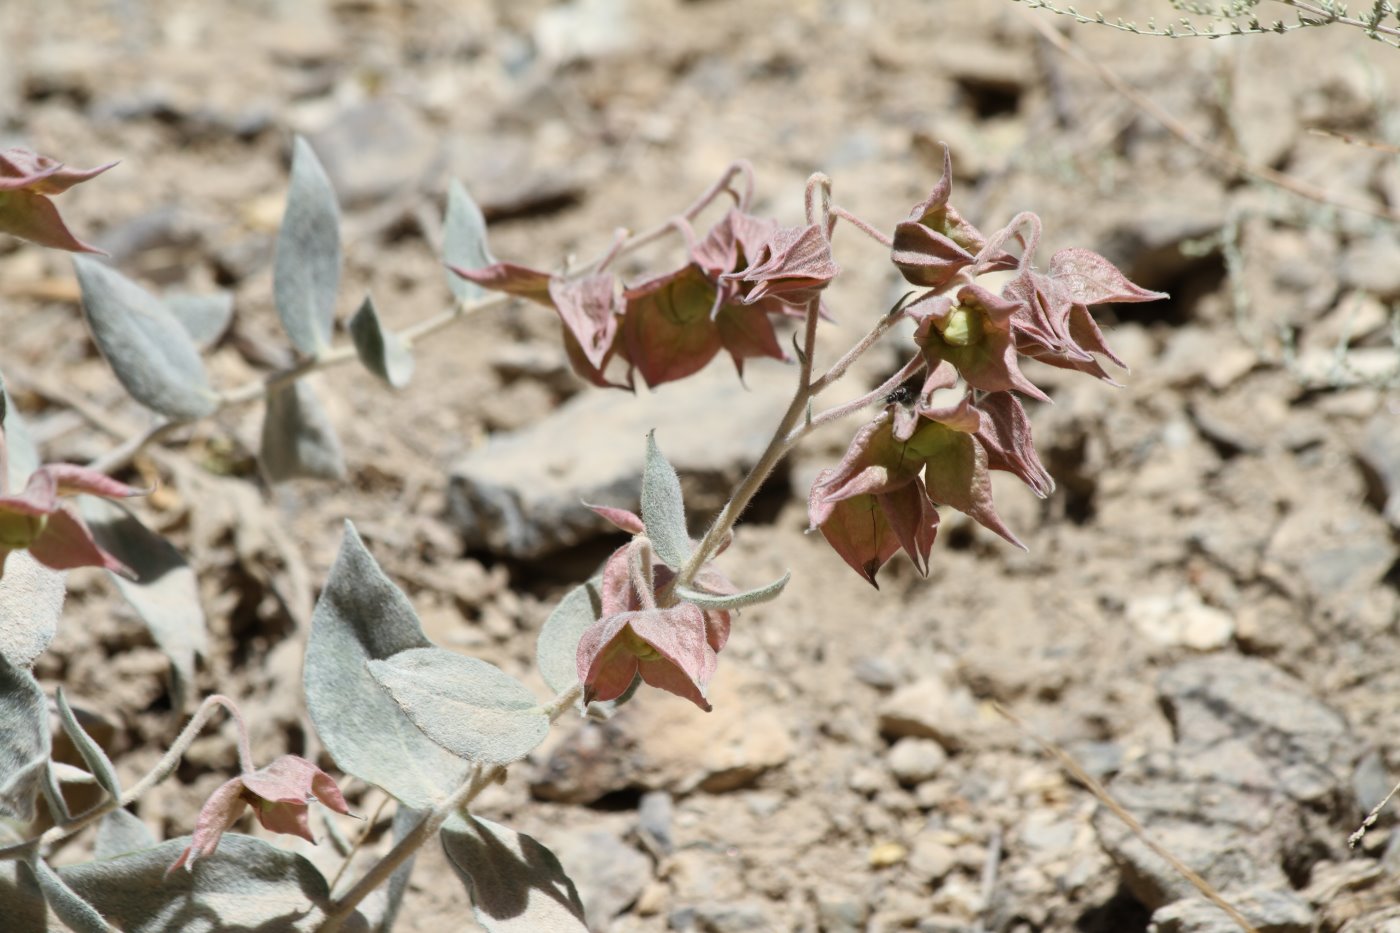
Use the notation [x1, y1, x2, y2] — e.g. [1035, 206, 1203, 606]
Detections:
[882, 378, 921, 407]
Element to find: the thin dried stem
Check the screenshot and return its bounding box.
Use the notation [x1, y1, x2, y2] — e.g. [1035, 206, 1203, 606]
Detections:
[994, 702, 1261, 933]
[1027, 13, 1400, 224]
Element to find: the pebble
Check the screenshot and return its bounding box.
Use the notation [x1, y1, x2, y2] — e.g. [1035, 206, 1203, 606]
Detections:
[886, 737, 949, 786]
[868, 841, 908, 868]
[1359, 407, 1400, 527]
[876, 676, 981, 751]
[306, 98, 441, 208]
[1127, 589, 1235, 651]
[907, 837, 956, 882]
[1150, 886, 1313, 933]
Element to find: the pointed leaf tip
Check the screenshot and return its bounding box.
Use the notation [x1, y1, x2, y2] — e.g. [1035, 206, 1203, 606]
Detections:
[641, 431, 690, 569]
[349, 294, 415, 388]
[274, 137, 342, 357]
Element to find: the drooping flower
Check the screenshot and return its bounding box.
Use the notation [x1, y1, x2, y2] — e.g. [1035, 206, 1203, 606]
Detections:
[0, 464, 143, 580]
[169, 755, 350, 872]
[721, 222, 839, 307]
[0, 148, 115, 253]
[890, 144, 1013, 290]
[907, 283, 1049, 403]
[809, 366, 1029, 586]
[577, 604, 718, 712]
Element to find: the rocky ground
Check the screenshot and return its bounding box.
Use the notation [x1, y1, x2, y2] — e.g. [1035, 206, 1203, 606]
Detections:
[3, 0, 1400, 930]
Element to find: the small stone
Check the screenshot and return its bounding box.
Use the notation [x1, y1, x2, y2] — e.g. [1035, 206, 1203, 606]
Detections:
[877, 676, 981, 751]
[1359, 407, 1400, 527]
[868, 841, 908, 868]
[887, 738, 949, 786]
[848, 765, 887, 796]
[815, 895, 866, 933]
[692, 901, 770, 932]
[1127, 589, 1235, 651]
[1339, 233, 1400, 300]
[637, 790, 674, 856]
[1150, 886, 1313, 933]
[635, 880, 668, 917]
[908, 837, 956, 882]
[305, 98, 442, 208]
[852, 655, 901, 690]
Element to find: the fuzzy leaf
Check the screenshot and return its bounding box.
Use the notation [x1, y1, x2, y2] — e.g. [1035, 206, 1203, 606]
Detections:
[0, 654, 51, 822]
[94, 809, 157, 860]
[640, 431, 689, 569]
[54, 687, 119, 800]
[441, 814, 587, 933]
[304, 523, 470, 809]
[31, 858, 113, 933]
[0, 551, 65, 669]
[274, 137, 342, 357]
[675, 570, 789, 610]
[348, 295, 415, 389]
[620, 264, 723, 387]
[444, 179, 493, 303]
[58, 834, 365, 932]
[0, 860, 46, 933]
[368, 648, 549, 766]
[73, 257, 218, 420]
[536, 582, 601, 696]
[80, 498, 206, 707]
[164, 292, 234, 352]
[261, 380, 347, 483]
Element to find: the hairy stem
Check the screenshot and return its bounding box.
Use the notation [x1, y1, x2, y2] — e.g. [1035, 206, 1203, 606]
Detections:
[317, 683, 583, 931]
[792, 354, 926, 444]
[830, 205, 893, 248]
[0, 694, 248, 859]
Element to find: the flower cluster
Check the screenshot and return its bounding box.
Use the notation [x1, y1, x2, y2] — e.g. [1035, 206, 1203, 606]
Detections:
[450, 203, 836, 389]
[810, 148, 1164, 585]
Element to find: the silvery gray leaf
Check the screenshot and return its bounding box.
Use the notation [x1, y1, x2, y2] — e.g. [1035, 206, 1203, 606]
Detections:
[367, 648, 548, 766]
[641, 431, 689, 569]
[0, 654, 51, 823]
[0, 859, 45, 933]
[59, 834, 366, 932]
[304, 523, 469, 809]
[441, 814, 587, 933]
[54, 687, 119, 800]
[164, 292, 234, 352]
[274, 137, 342, 357]
[31, 858, 113, 933]
[0, 551, 65, 669]
[94, 809, 157, 860]
[73, 256, 218, 421]
[535, 582, 600, 696]
[443, 179, 493, 302]
[260, 379, 346, 483]
[675, 571, 790, 610]
[349, 295, 414, 389]
[80, 498, 206, 709]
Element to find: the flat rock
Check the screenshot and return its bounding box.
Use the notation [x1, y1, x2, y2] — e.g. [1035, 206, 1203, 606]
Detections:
[530, 665, 793, 802]
[876, 676, 982, 751]
[1127, 589, 1234, 651]
[1151, 886, 1313, 933]
[886, 737, 948, 786]
[1095, 655, 1359, 910]
[547, 827, 651, 928]
[1358, 408, 1400, 527]
[448, 360, 793, 559]
[306, 98, 442, 208]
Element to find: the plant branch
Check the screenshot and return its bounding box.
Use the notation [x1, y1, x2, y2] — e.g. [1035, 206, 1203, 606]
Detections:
[809, 301, 910, 395]
[829, 206, 893, 248]
[791, 354, 927, 444]
[86, 163, 754, 478]
[0, 694, 247, 859]
[318, 682, 583, 932]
